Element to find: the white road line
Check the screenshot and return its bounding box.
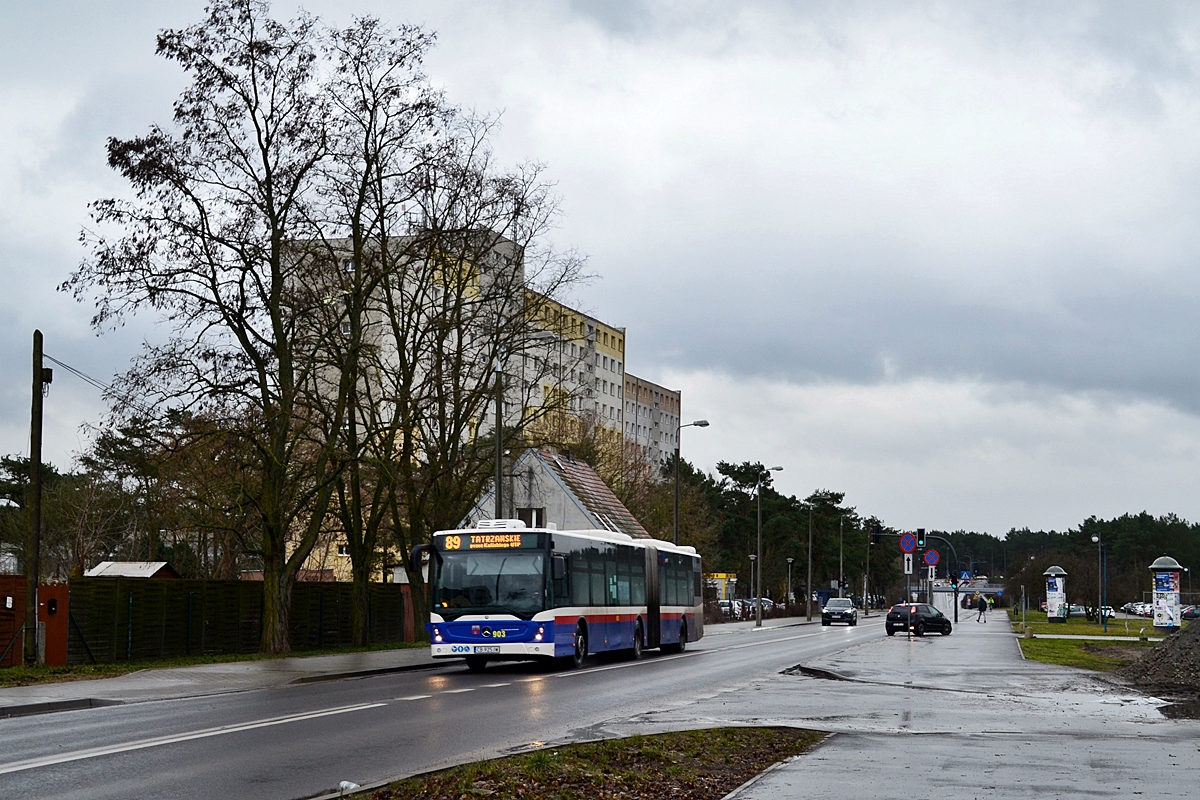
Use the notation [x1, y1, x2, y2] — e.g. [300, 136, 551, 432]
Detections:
[394, 694, 433, 701]
[481, 683, 511, 688]
[441, 688, 476, 694]
[0, 703, 386, 776]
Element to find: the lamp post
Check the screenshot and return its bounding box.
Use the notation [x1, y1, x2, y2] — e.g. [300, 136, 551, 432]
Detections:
[755, 466, 783, 627]
[748, 554, 757, 619]
[1091, 534, 1106, 632]
[673, 419, 710, 546]
[838, 515, 845, 599]
[786, 557, 795, 608]
[805, 501, 815, 621]
[1186, 566, 1192, 599]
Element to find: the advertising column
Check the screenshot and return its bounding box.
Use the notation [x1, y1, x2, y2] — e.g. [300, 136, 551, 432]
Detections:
[1043, 565, 1068, 623]
[1149, 556, 1183, 631]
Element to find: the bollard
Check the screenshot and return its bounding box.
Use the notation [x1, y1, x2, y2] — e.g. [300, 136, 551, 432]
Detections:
[1023, 627, 1033, 639]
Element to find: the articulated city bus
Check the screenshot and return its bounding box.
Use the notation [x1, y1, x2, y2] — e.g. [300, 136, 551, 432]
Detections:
[411, 520, 703, 671]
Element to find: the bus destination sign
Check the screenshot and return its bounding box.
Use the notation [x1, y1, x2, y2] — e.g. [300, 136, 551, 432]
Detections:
[438, 532, 543, 551]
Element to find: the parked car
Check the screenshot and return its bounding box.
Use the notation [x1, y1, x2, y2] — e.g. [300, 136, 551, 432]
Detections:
[718, 600, 733, 618]
[1100, 606, 1116, 619]
[822, 597, 858, 626]
[885, 603, 952, 636]
[1182, 605, 1199, 620]
[1068, 604, 1086, 617]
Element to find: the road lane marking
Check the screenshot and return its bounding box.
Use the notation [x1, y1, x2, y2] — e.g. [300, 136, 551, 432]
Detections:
[0, 702, 386, 776]
[394, 694, 432, 701]
[482, 682, 511, 688]
[441, 688, 476, 694]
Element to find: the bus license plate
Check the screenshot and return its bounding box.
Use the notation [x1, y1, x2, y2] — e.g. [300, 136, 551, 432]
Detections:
[475, 646, 501, 654]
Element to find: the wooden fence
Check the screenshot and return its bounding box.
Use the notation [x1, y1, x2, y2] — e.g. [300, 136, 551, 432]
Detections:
[67, 577, 406, 664]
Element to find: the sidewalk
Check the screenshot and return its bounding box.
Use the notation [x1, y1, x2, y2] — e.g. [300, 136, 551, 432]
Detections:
[0, 647, 441, 718]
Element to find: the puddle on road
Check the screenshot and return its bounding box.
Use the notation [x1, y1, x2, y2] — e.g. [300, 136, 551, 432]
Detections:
[1159, 701, 1200, 720]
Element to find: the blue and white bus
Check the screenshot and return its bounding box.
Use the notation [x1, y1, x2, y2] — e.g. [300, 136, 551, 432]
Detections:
[411, 520, 703, 670]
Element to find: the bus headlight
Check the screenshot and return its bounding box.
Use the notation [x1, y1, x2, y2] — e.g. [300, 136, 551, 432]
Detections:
[433, 627, 443, 643]
[534, 625, 544, 642]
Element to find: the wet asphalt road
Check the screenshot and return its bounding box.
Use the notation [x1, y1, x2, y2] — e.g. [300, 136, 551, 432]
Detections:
[0, 619, 876, 799]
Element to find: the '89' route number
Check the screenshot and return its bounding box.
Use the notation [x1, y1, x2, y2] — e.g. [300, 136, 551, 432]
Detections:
[444, 535, 462, 550]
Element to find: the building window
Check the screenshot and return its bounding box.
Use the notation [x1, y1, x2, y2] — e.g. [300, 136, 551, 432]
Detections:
[340, 321, 352, 335]
[516, 507, 546, 528]
[337, 544, 350, 557]
[342, 259, 355, 273]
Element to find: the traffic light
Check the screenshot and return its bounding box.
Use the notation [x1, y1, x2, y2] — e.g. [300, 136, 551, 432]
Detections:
[871, 524, 882, 545]
[950, 574, 958, 589]
[916, 528, 925, 548]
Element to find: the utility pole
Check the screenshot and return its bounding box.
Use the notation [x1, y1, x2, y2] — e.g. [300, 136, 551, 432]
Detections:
[25, 330, 51, 664]
[494, 363, 503, 519]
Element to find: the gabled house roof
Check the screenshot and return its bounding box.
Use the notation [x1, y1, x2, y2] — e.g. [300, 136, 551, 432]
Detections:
[467, 448, 650, 539]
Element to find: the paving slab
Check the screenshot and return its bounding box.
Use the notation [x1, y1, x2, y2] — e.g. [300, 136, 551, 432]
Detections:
[590, 618, 1200, 798]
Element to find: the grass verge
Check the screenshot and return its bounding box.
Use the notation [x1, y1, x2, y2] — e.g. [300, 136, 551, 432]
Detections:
[0, 641, 428, 688]
[1017, 637, 1157, 672]
[368, 727, 826, 800]
[1007, 610, 1175, 638]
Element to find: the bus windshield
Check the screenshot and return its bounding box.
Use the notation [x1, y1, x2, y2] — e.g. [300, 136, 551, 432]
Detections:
[434, 551, 546, 619]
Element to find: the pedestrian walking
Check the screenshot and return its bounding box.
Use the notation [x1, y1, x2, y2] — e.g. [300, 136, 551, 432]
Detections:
[976, 594, 987, 623]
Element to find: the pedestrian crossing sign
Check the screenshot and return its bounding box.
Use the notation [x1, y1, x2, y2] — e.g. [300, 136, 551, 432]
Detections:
[960, 571, 971, 581]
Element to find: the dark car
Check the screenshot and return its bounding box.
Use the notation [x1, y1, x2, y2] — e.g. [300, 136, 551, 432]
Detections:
[885, 603, 952, 637]
[822, 597, 858, 626]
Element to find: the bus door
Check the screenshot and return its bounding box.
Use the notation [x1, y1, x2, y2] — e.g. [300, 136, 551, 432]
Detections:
[645, 545, 661, 648]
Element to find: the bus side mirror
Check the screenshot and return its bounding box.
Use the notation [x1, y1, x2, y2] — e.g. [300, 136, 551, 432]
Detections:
[410, 544, 436, 576]
[552, 555, 566, 581]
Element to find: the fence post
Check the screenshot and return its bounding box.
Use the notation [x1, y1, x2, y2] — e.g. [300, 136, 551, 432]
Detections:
[187, 591, 194, 656]
[126, 591, 133, 662]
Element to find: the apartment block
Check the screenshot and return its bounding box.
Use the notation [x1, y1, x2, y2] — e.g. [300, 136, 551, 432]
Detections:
[623, 372, 681, 470]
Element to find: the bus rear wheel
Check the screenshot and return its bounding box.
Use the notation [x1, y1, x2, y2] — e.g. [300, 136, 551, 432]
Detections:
[663, 622, 687, 654]
[632, 621, 645, 660]
[465, 656, 487, 672]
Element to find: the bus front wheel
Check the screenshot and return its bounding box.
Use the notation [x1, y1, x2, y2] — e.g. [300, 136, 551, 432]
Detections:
[571, 622, 588, 669]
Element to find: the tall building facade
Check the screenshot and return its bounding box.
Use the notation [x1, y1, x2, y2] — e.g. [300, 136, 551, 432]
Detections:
[623, 373, 681, 471]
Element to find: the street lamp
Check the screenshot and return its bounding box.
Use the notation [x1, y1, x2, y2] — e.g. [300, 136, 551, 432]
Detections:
[806, 502, 814, 621]
[786, 557, 795, 608]
[1091, 534, 1106, 633]
[673, 419, 710, 545]
[755, 465, 784, 628]
[838, 515, 845, 599]
[748, 554, 757, 618]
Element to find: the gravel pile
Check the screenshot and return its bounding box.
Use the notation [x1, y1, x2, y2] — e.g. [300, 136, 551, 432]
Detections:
[1119, 623, 1200, 699]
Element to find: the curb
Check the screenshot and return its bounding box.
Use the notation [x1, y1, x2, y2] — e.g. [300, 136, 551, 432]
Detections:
[0, 697, 124, 719]
[290, 660, 447, 685]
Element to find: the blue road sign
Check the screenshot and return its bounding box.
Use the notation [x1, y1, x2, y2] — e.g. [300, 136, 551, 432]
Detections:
[900, 533, 916, 553]
[923, 549, 940, 566]
[960, 571, 971, 581]
[997, 590, 1003, 597]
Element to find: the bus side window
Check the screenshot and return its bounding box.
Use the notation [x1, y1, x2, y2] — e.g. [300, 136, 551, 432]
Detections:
[551, 555, 569, 605]
[630, 557, 646, 605]
[570, 552, 590, 606]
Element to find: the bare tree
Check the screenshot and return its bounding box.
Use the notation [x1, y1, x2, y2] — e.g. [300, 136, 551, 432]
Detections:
[67, 0, 347, 652]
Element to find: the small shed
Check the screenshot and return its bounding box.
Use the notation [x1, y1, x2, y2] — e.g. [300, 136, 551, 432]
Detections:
[84, 561, 181, 579]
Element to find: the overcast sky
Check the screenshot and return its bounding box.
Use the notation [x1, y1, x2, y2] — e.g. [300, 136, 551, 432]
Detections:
[4, 1, 1200, 536]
